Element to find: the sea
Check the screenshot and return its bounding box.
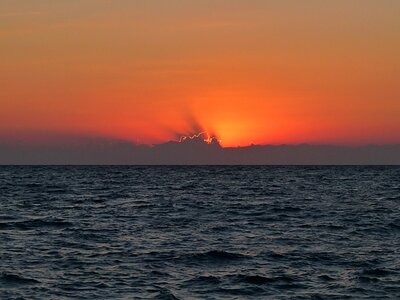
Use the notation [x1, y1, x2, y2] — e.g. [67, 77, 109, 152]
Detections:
[0, 166, 399, 299]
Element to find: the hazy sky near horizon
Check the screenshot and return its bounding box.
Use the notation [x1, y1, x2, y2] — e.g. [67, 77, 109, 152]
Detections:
[1, 0, 399, 146]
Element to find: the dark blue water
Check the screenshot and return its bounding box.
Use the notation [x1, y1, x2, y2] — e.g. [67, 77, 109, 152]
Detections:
[0, 166, 399, 299]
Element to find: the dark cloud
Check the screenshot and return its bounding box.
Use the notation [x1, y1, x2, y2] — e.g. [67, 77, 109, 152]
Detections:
[0, 133, 399, 165]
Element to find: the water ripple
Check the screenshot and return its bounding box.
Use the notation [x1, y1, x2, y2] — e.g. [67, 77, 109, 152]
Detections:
[0, 166, 399, 298]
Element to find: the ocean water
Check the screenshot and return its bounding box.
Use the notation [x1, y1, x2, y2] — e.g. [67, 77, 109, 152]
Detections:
[0, 166, 399, 299]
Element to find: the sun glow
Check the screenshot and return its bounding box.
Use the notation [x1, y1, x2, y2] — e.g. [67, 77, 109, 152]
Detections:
[1, 1, 399, 148]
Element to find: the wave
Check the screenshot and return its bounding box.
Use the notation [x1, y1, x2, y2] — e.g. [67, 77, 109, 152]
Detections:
[154, 287, 180, 300]
[184, 273, 303, 294]
[271, 206, 303, 213]
[0, 219, 73, 230]
[359, 268, 392, 277]
[236, 274, 297, 285]
[388, 222, 400, 230]
[188, 250, 249, 262]
[355, 268, 393, 283]
[0, 273, 40, 285]
[318, 274, 335, 281]
[185, 275, 221, 285]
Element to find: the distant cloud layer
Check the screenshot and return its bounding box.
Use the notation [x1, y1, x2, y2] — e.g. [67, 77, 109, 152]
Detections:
[1, 136, 399, 165]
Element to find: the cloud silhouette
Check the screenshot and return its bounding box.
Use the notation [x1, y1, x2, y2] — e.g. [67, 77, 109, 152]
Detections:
[1, 132, 399, 165]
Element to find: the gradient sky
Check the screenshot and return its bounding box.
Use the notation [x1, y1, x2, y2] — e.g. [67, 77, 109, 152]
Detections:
[1, 0, 399, 147]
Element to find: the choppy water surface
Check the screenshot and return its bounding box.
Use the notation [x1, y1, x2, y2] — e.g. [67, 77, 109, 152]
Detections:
[0, 166, 399, 299]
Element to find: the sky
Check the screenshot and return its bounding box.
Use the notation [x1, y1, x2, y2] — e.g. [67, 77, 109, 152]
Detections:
[1, 0, 400, 147]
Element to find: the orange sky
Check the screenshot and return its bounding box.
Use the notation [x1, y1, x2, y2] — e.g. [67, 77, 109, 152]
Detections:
[1, 0, 399, 147]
